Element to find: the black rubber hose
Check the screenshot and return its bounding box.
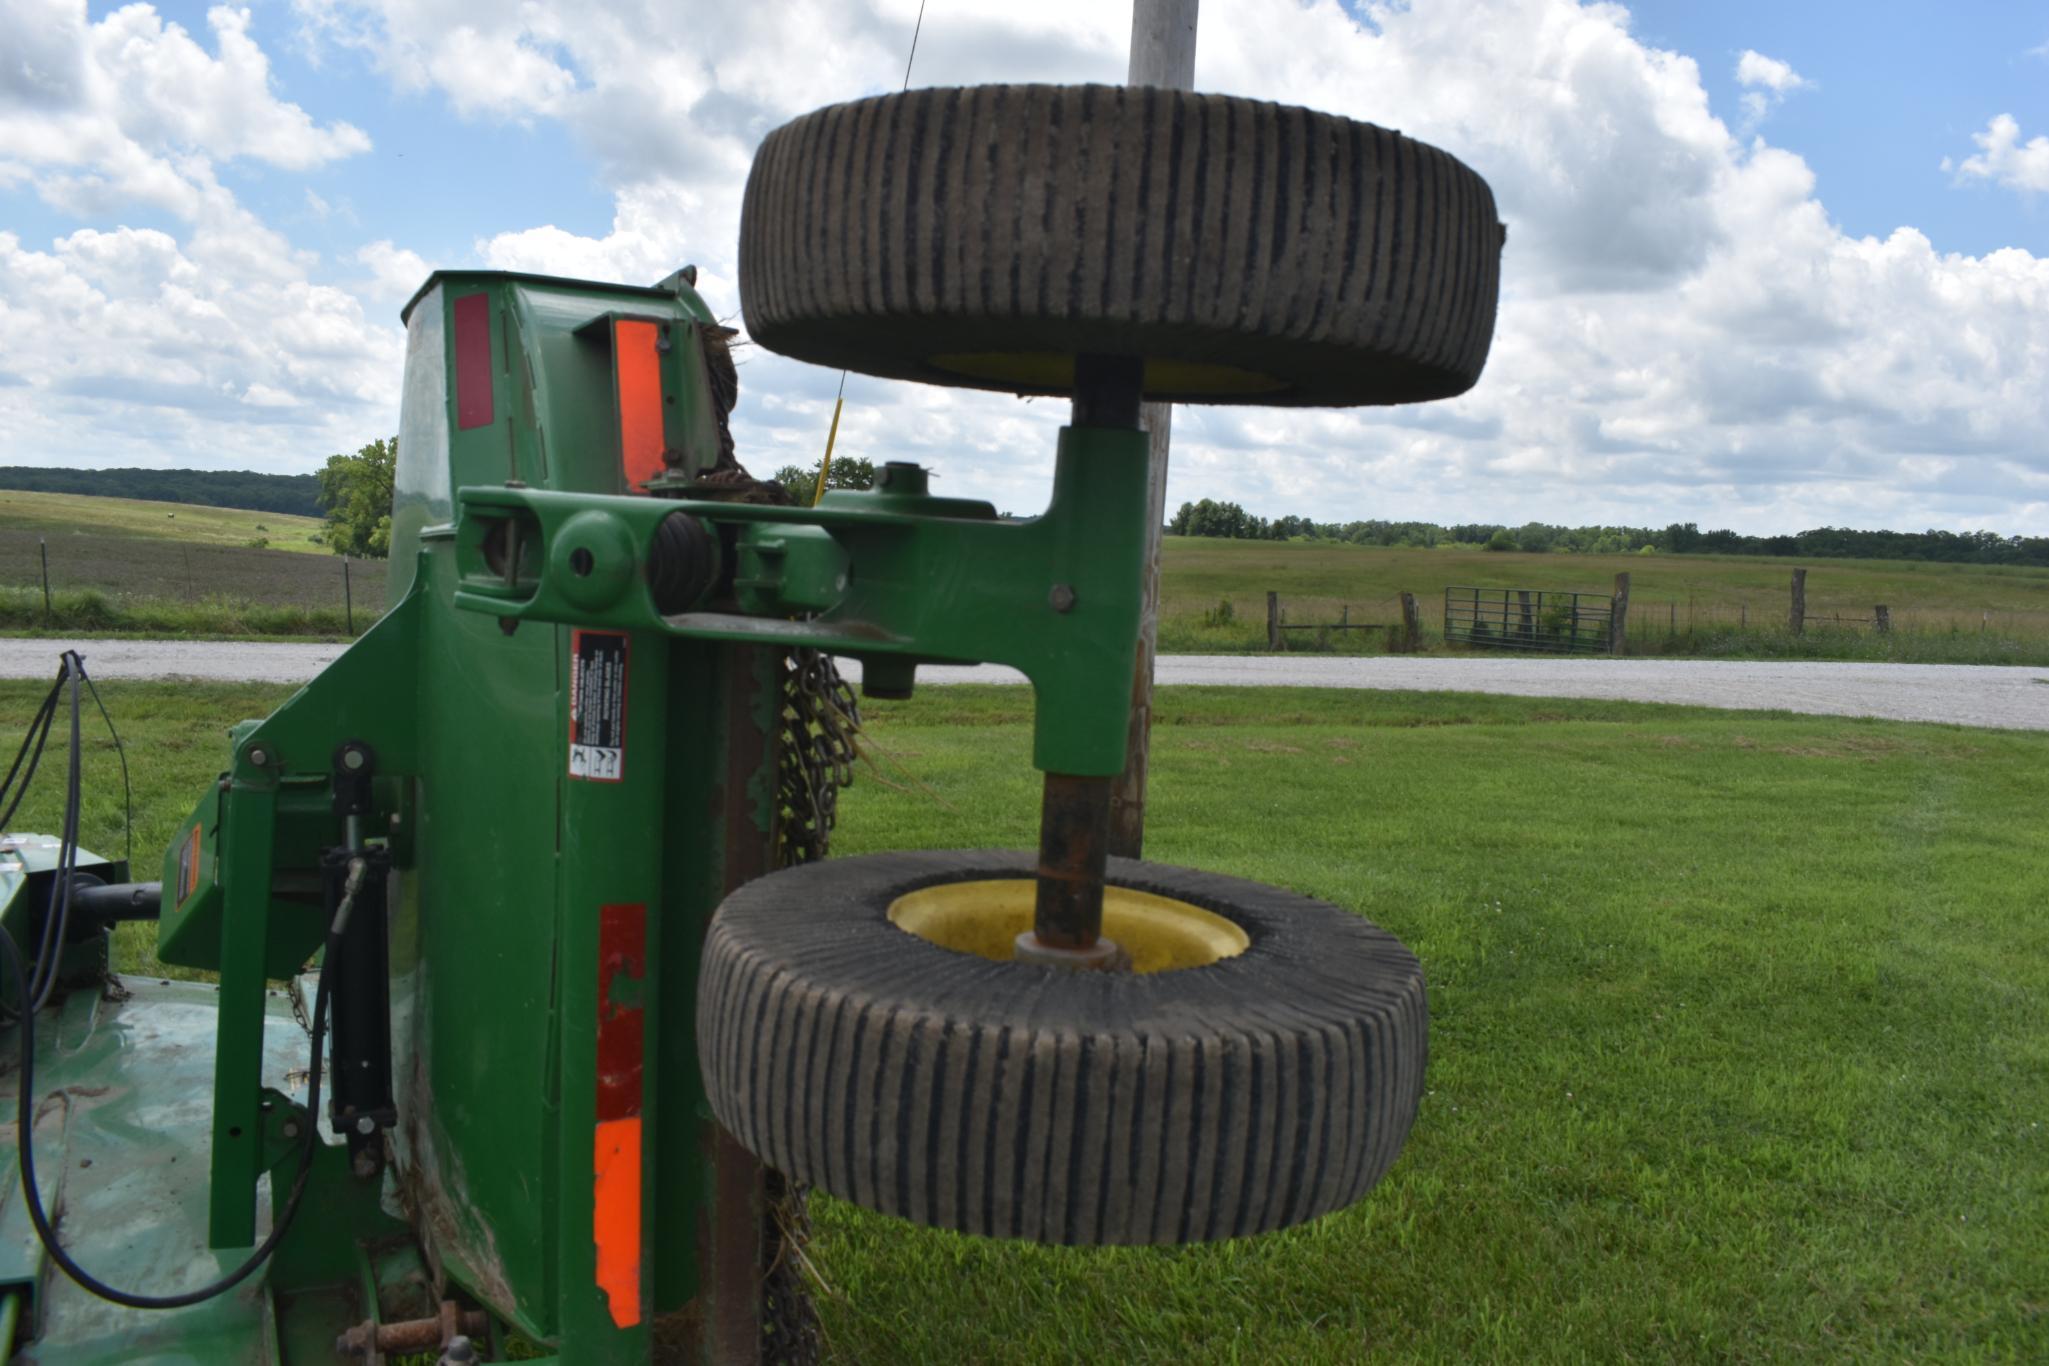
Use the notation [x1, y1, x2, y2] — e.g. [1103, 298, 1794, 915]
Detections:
[1, 900, 342, 1309]
[0, 670, 62, 831]
[30, 657, 84, 1012]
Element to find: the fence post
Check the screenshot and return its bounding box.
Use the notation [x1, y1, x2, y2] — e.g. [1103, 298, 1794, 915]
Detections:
[1789, 568, 1806, 635]
[343, 557, 355, 634]
[38, 537, 52, 620]
[1668, 601, 1675, 636]
[1398, 591, 1420, 653]
[1517, 590, 1534, 643]
[1874, 604, 1889, 634]
[1609, 573, 1629, 655]
[1266, 591, 1280, 651]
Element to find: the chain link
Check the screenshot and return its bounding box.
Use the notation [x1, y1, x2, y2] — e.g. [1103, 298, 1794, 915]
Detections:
[776, 647, 861, 868]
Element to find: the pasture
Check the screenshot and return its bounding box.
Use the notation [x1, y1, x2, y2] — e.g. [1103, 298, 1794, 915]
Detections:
[1, 675, 2039, 1362]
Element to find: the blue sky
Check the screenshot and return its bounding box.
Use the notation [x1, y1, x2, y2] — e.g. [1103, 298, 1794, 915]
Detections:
[3, 0, 2047, 535]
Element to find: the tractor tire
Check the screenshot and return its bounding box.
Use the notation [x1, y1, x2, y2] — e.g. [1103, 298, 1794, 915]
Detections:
[696, 851, 1427, 1245]
[738, 84, 1504, 407]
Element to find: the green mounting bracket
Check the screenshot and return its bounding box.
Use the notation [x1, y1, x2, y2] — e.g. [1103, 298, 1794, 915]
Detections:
[451, 426, 1151, 777]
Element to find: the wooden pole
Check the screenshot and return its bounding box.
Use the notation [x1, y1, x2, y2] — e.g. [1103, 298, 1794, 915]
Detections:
[1266, 591, 1280, 651]
[1517, 590, 1534, 644]
[38, 537, 51, 620]
[1107, 0, 1197, 862]
[1399, 591, 1420, 652]
[1874, 604, 1890, 634]
[343, 557, 355, 634]
[1609, 572, 1629, 655]
[1789, 568, 1807, 635]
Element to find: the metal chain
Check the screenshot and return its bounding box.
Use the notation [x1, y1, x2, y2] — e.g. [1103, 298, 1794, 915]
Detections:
[776, 647, 861, 868]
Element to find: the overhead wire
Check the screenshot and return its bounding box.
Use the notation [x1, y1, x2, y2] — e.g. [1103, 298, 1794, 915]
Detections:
[815, 0, 929, 499]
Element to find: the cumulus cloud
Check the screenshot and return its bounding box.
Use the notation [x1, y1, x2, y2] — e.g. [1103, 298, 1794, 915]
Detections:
[1951, 113, 2049, 193]
[0, 1, 396, 470]
[8, 0, 2049, 534]
[1734, 49, 1809, 124]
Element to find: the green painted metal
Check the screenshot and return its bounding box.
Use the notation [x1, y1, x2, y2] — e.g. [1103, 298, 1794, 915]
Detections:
[0, 262, 1155, 1362]
[451, 425, 1151, 776]
[0, 975, 355, 1362]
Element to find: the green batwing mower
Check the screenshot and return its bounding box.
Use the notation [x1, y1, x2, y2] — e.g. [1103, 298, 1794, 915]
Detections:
[0, 85, 1502, 1362]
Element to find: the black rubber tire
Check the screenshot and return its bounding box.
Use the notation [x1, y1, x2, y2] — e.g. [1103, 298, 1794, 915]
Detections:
[739, 84, 1503, 407]
[697, 851, 1427, 1245]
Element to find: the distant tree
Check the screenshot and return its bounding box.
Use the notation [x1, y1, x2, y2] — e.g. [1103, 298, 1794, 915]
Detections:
[317, 437, 396, 557]
[1484, 529, 1516, 552]
[773, 455, 877, 506]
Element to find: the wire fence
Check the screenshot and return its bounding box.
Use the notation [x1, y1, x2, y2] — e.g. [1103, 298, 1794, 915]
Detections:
[0, 529, 383, 630]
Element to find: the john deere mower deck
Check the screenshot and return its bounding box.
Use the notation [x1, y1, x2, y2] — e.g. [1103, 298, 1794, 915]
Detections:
[0, 84, 1500, 1362]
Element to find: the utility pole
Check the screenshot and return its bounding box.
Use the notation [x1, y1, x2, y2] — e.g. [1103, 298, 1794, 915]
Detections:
[1107, 0, 1197, 860]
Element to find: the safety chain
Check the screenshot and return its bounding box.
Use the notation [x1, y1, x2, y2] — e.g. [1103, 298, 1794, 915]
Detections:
[775, 647, 861, 869]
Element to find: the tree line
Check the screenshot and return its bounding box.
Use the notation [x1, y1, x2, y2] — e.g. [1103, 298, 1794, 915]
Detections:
[1167, 500, 2049, 568]
[0, 466, 322, 516]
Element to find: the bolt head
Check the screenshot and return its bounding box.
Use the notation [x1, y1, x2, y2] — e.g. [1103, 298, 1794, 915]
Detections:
[281, 1120, 301, 1139]
[1048, 584, 1078, 614]
[355, 1114, 378, 1135]
[245, 746, 269, 767]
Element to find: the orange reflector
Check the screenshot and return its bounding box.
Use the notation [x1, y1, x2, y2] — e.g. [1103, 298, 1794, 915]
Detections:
[614, 320, 666, 493]
[593, 1116, 643, 1328]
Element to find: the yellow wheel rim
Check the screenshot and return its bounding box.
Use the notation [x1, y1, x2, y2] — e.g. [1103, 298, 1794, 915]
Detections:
[888, 879, 1249, 974]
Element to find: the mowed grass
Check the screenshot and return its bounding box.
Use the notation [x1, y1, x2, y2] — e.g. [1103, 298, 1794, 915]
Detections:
[0, 678, 2042, 1361]
[0, 488, 327, 552]
[1162, 537, 2049, 663]
[824, 687, 2049, 1362]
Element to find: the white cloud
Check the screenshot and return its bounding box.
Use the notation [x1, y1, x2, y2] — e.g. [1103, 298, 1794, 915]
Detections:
[1736, 49, 1808, 95]
[1734, 48, 1808, 125]
[8, 0, 2049, 535]
[0, 3, 397, 469]
[1953, 113, 2049, 193]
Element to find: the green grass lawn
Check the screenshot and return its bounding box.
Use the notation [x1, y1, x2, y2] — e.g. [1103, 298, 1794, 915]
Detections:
[0, 679, 2043, 1361]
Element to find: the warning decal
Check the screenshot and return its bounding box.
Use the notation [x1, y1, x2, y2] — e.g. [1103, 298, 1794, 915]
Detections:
[568, 630, 629, 782]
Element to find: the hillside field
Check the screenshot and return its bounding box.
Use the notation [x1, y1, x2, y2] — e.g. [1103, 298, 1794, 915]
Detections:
[0, 489, 377, 636]
[1160, 536, 2049, 660]
[5, 487, 2049, 659]
[0, 488, 327, 552]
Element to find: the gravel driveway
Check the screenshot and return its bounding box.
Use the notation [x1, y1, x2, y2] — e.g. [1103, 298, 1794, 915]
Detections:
[5, 638, 2047, 732]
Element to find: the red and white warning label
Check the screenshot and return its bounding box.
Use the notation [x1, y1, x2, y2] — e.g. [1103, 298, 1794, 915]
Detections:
[568, 630, 629, 782]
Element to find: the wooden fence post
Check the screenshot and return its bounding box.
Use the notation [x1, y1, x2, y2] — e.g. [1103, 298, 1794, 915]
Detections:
[1789, 568, 1806, 635]
[1398, 591, 1420, 653]
[1516, 590, 1534, 643]
[38, 537, 52, 620]
[1609, 573, 1629, 655]
[1266, 591, 1280, 651]
[343, 557, 355, 634]
[1874, 604, 1890, 634]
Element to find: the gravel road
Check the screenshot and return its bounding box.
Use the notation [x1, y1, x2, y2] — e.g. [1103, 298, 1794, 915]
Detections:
[5, 638, 2047, 732]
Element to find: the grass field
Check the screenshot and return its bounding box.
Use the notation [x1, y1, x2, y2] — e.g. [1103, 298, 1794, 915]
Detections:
[0, 490, 380, 636]
[0, 489, 327, 552]
[1161, 537, 2049, 664]
[6, 487, 2049, 662]
[1, 677, 2041, 1361]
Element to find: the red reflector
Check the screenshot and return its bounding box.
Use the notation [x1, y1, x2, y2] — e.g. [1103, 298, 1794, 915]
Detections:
[614, 320, 665, 492]
[453, 293, 494, 430]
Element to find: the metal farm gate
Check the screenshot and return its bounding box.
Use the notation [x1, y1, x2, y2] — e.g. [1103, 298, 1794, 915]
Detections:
[1443, 586, 1614, 654]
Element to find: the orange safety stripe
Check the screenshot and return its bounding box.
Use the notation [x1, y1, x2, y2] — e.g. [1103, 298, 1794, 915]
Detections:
[614, 319, 666, 493]
[593, 1116, 643, 1328]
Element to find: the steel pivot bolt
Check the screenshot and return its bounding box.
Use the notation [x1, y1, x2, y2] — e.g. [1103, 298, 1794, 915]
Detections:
[1049, 584, 1078, 613]
[245, 746, 270, 767]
